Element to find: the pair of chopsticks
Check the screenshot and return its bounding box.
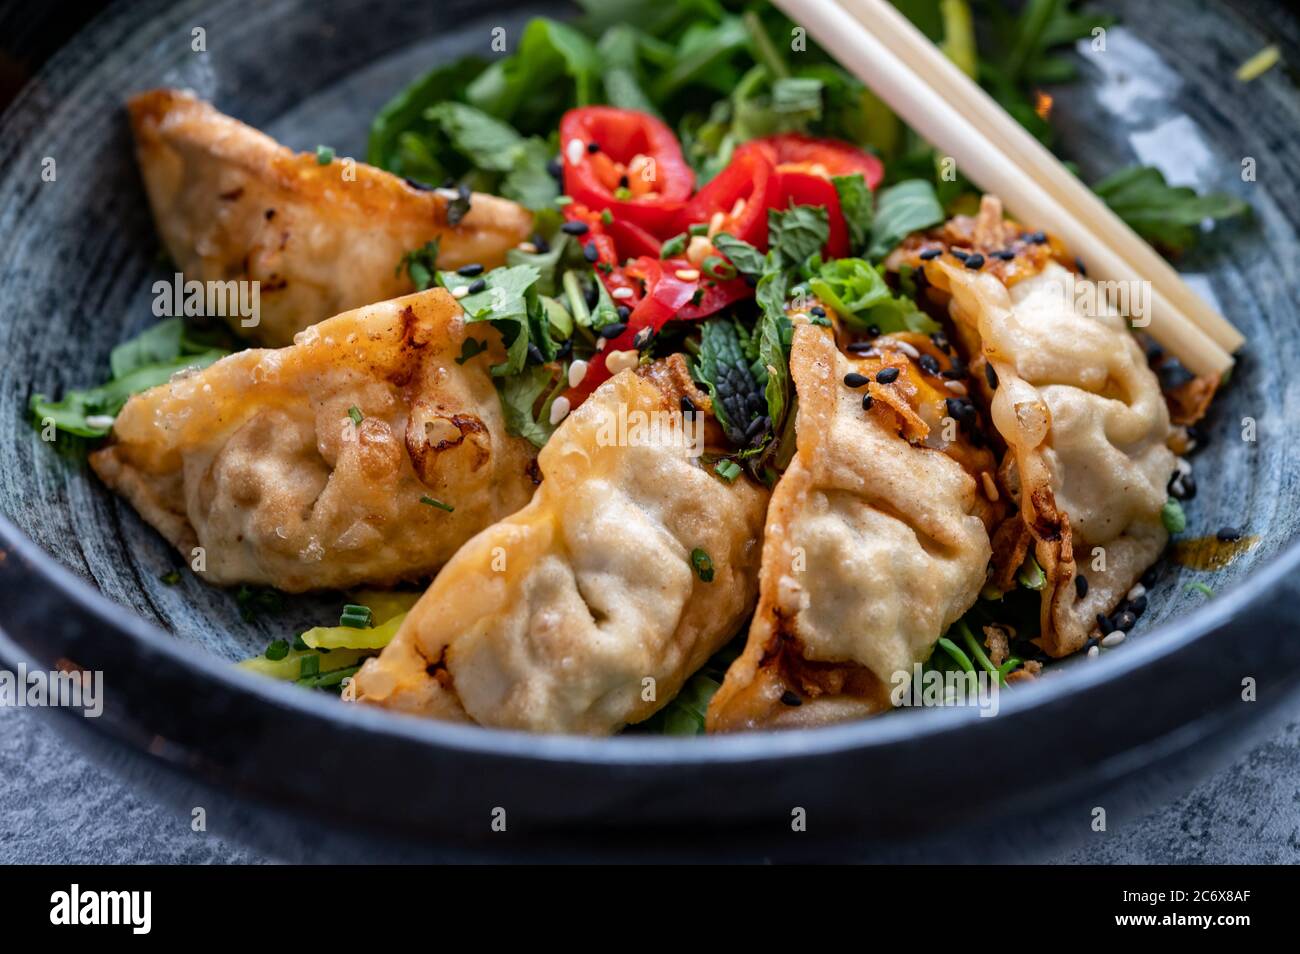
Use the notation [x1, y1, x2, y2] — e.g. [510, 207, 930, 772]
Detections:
[771, 0, 1240, 376]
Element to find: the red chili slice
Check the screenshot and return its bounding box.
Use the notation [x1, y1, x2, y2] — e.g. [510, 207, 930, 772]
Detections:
[747, 133, 884, 188]
[676, 143, 777, 248]
[560, 107, 694, 238]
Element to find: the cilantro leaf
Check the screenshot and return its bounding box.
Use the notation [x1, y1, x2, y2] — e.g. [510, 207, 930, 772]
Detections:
[1093, 165, 1249, 254]
[809, 258, 938, 334]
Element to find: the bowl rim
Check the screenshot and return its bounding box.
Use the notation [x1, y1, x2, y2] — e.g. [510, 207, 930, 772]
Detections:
[3, 508, 1294, 766]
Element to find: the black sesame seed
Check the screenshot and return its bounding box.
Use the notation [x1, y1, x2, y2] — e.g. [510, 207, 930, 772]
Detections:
[680, 396, 696, 417]
[1084, 637, 1100, 652]
[1185, 424, 1209, 450]
[780, 690, 802, 707]
[846, 341, 875, 354]
[526, 343, 544, 365]
[1026, 230, 1047, 245]
[862, 393, 874, 410]
[583, 243, 599, 263]
[1141, 565, 1160, 588]
[616, 305, 631, 321]
[587, 142, 600, 154]
[844, 372, 870, 388]
[403, 177, 432, 191]
[556, 338, 573, 360]
[1128, 595, 1148, 618]
[532, 234, 551, 254]
[561, 220, 590, 235]
[1075, 256, 1088, 277]
[598, 322, 627, 339]
[547, 157, 563, 179]
[919, 247, 942, 261]
[942, 356, 967, 379]
[930, 331, 950, 352]
[1075, 574, 1088, 598]
[985, 363, 999, 390]
[875, 367, 900, 384]
[1144, 339, 1165, 363]
[951, 248, 970, 262]
[1097, 614, 1115, 635]
[993, 249, 1016, 260]
[867, 324, 881, 338]
[1216, 526, 1243, 542]
[467, 278, 487, 294]
[810, 306, 826, 317]
[963, 253, 985, 270]
[584, 282, 599, 309]
[1113, 610, 1136, 632]
[457, 263, 485, 276]
[918, 354, 940, 376]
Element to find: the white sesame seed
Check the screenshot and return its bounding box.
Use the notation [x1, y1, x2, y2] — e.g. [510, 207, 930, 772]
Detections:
[516, 241, 538, 254]
[893, 340, 921, 360]
[674, 268, 700, 281]
[604, 349, 640, 375]
[451, 285, 469, 299]
[708, 211, 725, 236]
[790, 312, 810, 323]
[730, 197, 746, 219]
[435, 187, 460, 201]
[568, 359, 589, 388]
[1126, 583, 1147, 601]
[85, 414, 116, 430]
[595, 338, 606, 351]
[1087, 645, 1100, 659]
[1101, 631, 1127, 648]
[944, 380, 968, 395]
[549, 396, 571, 426]
[1176, 456, 1192, 476]
[611, 287, 634, 300]
[566, 138, 585, 166]
[981, 471, 999, 502]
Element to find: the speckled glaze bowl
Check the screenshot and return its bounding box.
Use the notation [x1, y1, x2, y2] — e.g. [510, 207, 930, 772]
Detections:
[1, 0, 1299, 861]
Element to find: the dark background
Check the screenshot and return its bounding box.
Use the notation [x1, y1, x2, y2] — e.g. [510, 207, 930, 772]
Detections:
[1, 0, 1298, 864]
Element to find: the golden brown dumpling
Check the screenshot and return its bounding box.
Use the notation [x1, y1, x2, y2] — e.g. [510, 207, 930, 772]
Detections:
[918, 198, 1175, 656]
[90, 289, 537, 592]
[707, 321, 997, 732]
[129, 89, 533, 346]
[353, 366, 769, 735]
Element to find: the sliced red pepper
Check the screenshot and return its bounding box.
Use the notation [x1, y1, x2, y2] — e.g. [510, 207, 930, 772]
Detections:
[676, 143, 777, 249]
[560, 107, 694, 238]
[747, 133, 884, 189]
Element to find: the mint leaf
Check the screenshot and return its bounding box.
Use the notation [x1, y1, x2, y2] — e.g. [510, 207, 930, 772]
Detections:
[868, 179, 945, 259]
[831, 173, 874, 256]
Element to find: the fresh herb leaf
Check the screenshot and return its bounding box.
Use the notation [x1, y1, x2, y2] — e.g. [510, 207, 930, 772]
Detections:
[397, 239, 440, 291]
[1093, 165, 1249, 254]
[495, 363, 564, 448]
[690, 547, 715, 583]
[695, 318, 764, 446]
[712, 232, 766, 277]
[419, 495, 455, 512]
[437, 264, 541, 376]
[808, 258, 937, 333]
[832, 173, 874, 256]
[767, 204, 830, 268]
[868, 179, 945, 259]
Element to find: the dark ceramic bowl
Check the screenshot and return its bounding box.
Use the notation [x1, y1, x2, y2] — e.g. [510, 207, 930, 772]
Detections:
[2, 0, 1299, 861]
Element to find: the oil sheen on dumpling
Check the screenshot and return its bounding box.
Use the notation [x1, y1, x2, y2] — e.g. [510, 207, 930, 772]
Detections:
[129, 89, 533, 346]
[90, 289, 537, 592]
[352, 366, 769, 735]
[920, 204, 1174, 656]
[707, 321, 996, 732]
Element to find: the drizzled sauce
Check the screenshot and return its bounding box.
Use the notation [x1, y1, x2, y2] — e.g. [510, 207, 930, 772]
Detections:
[1171, 535, 1259, 571]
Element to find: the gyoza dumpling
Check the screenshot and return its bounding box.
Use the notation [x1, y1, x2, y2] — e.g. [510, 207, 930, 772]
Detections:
[129, 89, 533, 346]
[911, 197, 1175, 656]
[352, 361, 769, 735]
[707, 320, 998, 732]
[90, 289, 538, 592]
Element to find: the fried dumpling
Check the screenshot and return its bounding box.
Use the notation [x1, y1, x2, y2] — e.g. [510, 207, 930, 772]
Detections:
[914, 198, 1175, 656]
[353, 363, 769, 735]
[90, 289, 538, 592]
[129, 89, 533, 346]
[707, 321, 997, 732]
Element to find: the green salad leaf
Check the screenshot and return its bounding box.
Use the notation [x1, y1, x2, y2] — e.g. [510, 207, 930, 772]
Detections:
[868, 179, 945, 259]
[1093, 165, 1249, 254]
[809, 258, 937, 333]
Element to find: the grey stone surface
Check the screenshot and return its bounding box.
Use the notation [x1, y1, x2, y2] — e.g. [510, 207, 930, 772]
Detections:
[2, 700, 1297, 863]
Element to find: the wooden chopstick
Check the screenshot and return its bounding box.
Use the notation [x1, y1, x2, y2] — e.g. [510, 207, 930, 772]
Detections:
[844, 0, 1243, 355]
[769, 0, 1234, 376]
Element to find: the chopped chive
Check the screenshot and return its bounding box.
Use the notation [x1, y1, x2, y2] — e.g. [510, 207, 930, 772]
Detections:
[264, 639, 289, 661]
[554, 195, 574, 206]
[715, 459, 742, 483]
[347, 405, 363, 425]
[600, 209, 614, 226]
[1186, 581, 1214, 598]
[292, 633, 309, 652]
[1017, 555, 1046, 591]
[702, 256, 737, 281]
[660, 233, 688, 258]
[298, 654, 321, 677]
[690, 547, 715, 583]
[158, 569, 182, 585]
[1161, 497, 1187, 533]
[934, 637, 975, 674]
[687, 223, 709, 237]
[614, 187, 632, 201]
[315, 145, 335, 165]
[339, 603, 373, 628]
[420, 495, 455, 512]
